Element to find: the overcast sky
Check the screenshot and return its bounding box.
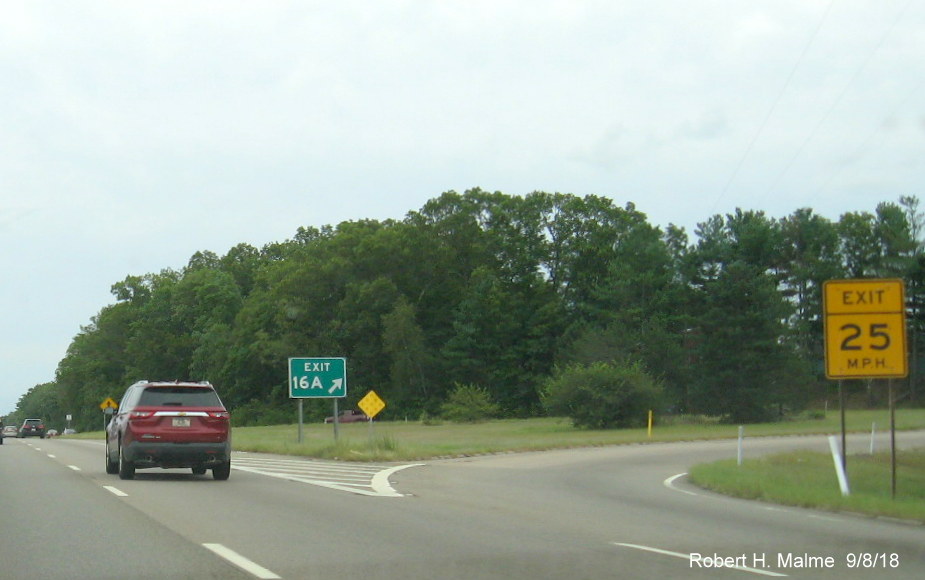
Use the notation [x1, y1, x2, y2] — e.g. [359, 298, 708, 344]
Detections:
[1, 1, 922, 416]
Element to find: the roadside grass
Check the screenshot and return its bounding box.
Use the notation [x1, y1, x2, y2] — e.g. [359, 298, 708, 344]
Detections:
[689, 448, 925, 523]
[68, 408, 925, 461]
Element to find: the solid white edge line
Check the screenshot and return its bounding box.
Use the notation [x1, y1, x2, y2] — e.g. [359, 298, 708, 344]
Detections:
[613, 543, 788, 577]
[203, 543, 282, 579]
[103, 486, 128, 497]
[663, 472, 699, 496]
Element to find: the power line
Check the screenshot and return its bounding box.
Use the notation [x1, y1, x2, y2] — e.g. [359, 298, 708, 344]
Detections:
[711, 0, 835, 213]
[815, 74, 924, 198]
[762, 0, 915, 201]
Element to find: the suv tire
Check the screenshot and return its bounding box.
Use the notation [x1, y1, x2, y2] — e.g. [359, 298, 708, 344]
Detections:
[212, 460, 231, 481]
[105, 439, 119, 474]
[118, 442, 135, 480]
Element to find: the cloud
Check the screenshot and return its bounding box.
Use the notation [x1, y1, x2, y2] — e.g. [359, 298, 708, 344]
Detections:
[676, 110, 729, 140]
[1, 0, 924, 414]
[0, 206, 40, 230]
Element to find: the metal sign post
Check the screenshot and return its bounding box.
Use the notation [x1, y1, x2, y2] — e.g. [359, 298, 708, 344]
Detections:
[889, 379, 897, 498]
[333, 398, 339, 441]
[298, 399, 303, 443]
[839, 380, 846, 473]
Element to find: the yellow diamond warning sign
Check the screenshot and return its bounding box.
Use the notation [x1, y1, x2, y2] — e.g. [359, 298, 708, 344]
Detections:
[358, 390, 385, 419]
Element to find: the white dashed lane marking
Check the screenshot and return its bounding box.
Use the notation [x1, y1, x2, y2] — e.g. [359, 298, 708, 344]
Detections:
[203, 543, 282, 579]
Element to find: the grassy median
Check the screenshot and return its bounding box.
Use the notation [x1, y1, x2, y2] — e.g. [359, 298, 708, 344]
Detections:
[70, 409, 925, 461]
[689, 448, 925, 523]
[226, 409, 925, 461]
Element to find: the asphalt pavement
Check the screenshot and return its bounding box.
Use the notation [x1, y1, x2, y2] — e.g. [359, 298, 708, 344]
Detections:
[1, 430, 922, 579]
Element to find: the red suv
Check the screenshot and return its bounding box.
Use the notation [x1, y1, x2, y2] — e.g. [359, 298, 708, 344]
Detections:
[105, 381, 231, 480]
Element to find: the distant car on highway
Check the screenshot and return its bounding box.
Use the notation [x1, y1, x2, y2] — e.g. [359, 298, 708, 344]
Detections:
[105, 380, 232, 480]
[1, 424, 18, 443]
[62, 428, 77, 435]
[19, 419, 46, 438]
[324, 410, 370, 423]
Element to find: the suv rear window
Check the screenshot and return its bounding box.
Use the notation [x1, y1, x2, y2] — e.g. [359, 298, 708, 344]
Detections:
[138, 387, 222, 407]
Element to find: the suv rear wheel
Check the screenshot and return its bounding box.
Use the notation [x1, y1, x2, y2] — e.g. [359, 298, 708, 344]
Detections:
[212, 460, 231, 481]
[118, 441, 135, 480]
[105, 439, 119, 474]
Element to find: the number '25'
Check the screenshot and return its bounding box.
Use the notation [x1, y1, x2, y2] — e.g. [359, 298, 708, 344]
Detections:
[840, 324, 890, 351]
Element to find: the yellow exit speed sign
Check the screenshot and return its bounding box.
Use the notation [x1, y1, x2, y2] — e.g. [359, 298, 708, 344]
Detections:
[823, 279, 907, 379]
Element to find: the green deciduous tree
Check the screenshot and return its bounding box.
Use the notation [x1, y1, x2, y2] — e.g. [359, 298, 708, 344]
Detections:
[17, 191, 917, 430]
[381, 297, 434, 414]
[14, 383, 64, 429]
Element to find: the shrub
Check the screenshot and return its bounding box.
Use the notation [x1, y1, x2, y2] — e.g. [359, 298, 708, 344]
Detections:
[440, 384, 501, 423]
[541, 360, 662, 429]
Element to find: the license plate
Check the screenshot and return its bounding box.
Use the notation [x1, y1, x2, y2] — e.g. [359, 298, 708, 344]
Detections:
[172, 418, 191, 427]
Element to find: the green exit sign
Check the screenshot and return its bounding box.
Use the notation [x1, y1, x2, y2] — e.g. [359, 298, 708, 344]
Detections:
[289, 357, 347, 398]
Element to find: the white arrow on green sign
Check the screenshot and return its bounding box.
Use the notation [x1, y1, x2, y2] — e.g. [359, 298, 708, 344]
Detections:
[289, 357, 347, 398]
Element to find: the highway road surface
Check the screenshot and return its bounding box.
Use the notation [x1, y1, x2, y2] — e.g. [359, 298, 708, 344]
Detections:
[1, 431, 922, 579]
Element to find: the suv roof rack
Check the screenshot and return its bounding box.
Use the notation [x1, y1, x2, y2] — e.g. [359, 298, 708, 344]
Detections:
[130, 380, 213, 387]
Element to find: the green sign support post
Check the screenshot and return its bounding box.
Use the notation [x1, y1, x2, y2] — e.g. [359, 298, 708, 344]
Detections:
[288, 357, 347, 442]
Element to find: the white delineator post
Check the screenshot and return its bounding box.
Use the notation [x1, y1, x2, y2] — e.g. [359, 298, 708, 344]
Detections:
[828, 435, 850, 496]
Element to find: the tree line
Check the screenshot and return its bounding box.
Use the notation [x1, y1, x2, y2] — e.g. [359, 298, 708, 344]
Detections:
[9, 189, 924, 431]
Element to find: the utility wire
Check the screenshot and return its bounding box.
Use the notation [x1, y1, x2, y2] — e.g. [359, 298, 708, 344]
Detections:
[762, 0, 915, 201]
[815, 74, 924, 198]
[711, 0, 835, 213]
